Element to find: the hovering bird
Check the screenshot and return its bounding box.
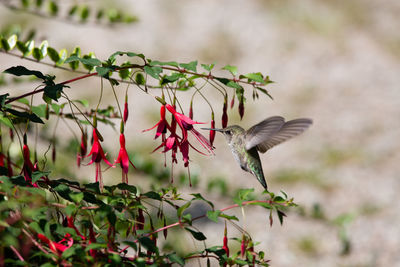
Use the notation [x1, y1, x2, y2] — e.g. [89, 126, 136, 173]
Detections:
[202, 116, 312, 190]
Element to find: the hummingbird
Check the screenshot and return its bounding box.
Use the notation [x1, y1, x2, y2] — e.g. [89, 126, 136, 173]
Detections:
[202, 116, 312, 190]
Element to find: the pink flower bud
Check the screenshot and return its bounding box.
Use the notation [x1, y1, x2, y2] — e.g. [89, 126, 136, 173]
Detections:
[123, 101, 129, 123]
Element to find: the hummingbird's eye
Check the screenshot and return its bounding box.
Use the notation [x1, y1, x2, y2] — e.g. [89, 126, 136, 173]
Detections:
[226, 130, 231, 135]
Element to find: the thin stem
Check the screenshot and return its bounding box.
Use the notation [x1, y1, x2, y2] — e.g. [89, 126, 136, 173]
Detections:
[110, 82, 123, 119]
[9, 245, 24, 262]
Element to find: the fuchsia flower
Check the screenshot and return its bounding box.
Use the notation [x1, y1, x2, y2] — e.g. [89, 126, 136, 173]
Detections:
[114, 133, 136, 184]
[143, 105, 168, 139]
[37, 233, 72, 255]
[86, 128, 113, 190]
[77, 130, 87, 167]
[144, 103, 215, 185]
[165, 104, 213, 153]
[123, 99, 129, 124]
[22, 144, 37, 187]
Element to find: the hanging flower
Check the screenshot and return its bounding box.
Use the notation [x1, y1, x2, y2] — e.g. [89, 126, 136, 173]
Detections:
[37, 233, 72, 255]
[209, 113, 216, 147]
[22, 144, 36, 187]
[222, 100, 228, 128]
[143, 105, 168, 139]
[123, 96, 129, 124]
[114, 133, 136, 184]
[77, 130, 87, 167]
[86, 128, 113, 190]
[165, 104, 213, 152]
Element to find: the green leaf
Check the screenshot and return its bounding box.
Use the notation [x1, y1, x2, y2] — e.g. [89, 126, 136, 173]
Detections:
[57, 48, 67, 65]
[255, 87, 273, 100]
[32, 47, 42, 61]
[80, 57, 101, 67]
[201, 63, 215, 72]
[108, 51, 145, 62]
[68, 5, 78, 16]
[240, 72, 265, 84]
[69, 192, 84, 203]
[31, 104, 47, 118]
[138, 237, 159, 254]
[50, 103, 60, 114]
[222, 65, 237, 76]
[218, 213, 239, 221]
[206, 210, 221, 223]
[24, 40, 35, 57]
[6, 108, 44, 124]
[149, 60, 179, 67]
[47, 47, 60, 63]
[177, 201, 191, 218]
[48, 0, 58, 16]
[0, 113, 13, 128]
[73, 99, 89, 108]
[179, 61, 197, 72]
[0, 93, 9, 107]
[43, 84, 65, 101]
[53, 184, 73, 201]
[7, 34, 17, 50]
[36, 0, 44, 7]
[144, 65, 162, 79]
[64, 204, 77, 216]
[277, 209, 286, 225]
[39, 40, 48, 58]
[168, 253, 185, 266]
[190, 193, 214, 208]
[3, 66, 46, 80]
[161, 73, 184, 84]
[96, 66, 111, 77]
[143, 191, 161, 201]
[80, 5, 90, 21]
[1, 37, 10, 51]
[85, 243, 107, 251]
[185, 228, 206, 241]
[117, 183, 137, 194]
[31, 171, 50, 183]
[16, 41, 27, 54]
[135, 73, 145, 85]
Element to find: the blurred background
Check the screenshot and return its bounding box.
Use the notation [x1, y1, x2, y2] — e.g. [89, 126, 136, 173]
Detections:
[1, 0, 400, 266]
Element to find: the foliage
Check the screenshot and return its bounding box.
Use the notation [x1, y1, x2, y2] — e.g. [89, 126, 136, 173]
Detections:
[0, 1, 294, 266]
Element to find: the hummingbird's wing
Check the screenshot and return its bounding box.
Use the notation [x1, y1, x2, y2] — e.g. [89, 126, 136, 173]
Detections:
[248, 118, 313, 153]
[245, 116, 285, 149]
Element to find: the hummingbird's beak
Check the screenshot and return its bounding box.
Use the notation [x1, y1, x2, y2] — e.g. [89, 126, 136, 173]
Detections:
[201, 127, 223, 132]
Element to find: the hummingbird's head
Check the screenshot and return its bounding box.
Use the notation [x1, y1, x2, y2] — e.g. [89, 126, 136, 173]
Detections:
[201, 125, 244, 143]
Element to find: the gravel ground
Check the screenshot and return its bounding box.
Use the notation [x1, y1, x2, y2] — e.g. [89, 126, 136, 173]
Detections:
[1, 0, 400, 266]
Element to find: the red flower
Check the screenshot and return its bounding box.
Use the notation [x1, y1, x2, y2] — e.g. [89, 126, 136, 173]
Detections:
[222, 101, 228, 128]
[22, 144, 37, 187]
[165, 104, 212, 152]
[86, 128, 113, 190]
[123, 99, 129, 124]
[114, 133, 136, 184]
[238, 96, 244, 120]
[143, 105, 168, 139]
[223, 224, 229, 257]
[37, 233, 72, 255]
[77, 130, 88, 167]
[209, 118, 216, 147]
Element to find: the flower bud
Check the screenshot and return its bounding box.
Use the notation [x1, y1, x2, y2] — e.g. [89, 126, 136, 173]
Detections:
[209, 117, 215, 147]
[238, 97, 244, 120]
[222, 102, 228, 128]
[189, 101, 193, 119]
[123, 97, 129, 124]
